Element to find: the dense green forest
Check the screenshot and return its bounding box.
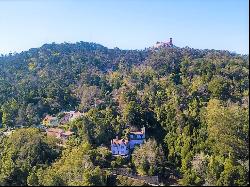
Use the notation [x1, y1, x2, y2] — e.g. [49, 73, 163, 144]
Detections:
[0, 42, 249, 186]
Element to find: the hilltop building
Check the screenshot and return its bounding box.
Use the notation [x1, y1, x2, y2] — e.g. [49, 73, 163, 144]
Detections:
[154, 38, 173, 48]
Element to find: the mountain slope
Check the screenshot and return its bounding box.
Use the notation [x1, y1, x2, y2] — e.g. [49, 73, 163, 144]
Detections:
[0, 41, 249, 186]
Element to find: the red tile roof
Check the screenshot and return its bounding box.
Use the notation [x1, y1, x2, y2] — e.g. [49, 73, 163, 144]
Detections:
[112, 138, 129, 145]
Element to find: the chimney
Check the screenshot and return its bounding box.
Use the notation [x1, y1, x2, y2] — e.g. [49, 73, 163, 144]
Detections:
[142, 126, 145, 134]
[142, 126, 145, 138]
[170, 38, 173, 45]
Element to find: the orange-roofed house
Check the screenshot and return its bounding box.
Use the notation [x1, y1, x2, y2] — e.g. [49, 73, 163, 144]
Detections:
[111, 136, 129, 156]
[46, 128, 64, 138]
[46, 128, 74, 141]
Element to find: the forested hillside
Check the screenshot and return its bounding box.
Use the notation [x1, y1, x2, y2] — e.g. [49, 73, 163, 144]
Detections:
[0, 42, 249, 186]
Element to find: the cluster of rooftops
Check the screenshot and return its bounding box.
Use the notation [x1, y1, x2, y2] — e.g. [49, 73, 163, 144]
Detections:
[40, 111, 84, 144]
[42, 111, 147, 153]
[1, 110, 147, 154]
[42, 111, 83, 127]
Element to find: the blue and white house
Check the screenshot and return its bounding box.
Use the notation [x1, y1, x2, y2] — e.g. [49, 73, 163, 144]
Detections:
[111, 137, 130, 156]
[110, 127, 146, 156]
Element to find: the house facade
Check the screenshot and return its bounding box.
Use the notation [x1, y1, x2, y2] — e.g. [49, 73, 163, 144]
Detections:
[110, 127, 146, 156]
[111, 137, 130, 156]
[129, 127, 145, 149]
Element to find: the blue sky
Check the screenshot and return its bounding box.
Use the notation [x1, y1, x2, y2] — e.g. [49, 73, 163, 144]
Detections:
[0, 0, 249, 54]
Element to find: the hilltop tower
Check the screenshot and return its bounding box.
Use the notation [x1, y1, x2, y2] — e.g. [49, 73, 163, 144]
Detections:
[170, 38, 173, 46]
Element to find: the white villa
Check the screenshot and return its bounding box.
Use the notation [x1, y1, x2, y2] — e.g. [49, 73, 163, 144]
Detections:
[110, 127, 146, 156]
[111, 137, 130, 156]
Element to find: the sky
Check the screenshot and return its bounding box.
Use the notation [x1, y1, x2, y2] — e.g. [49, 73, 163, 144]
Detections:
[0, 0, 249, 54]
